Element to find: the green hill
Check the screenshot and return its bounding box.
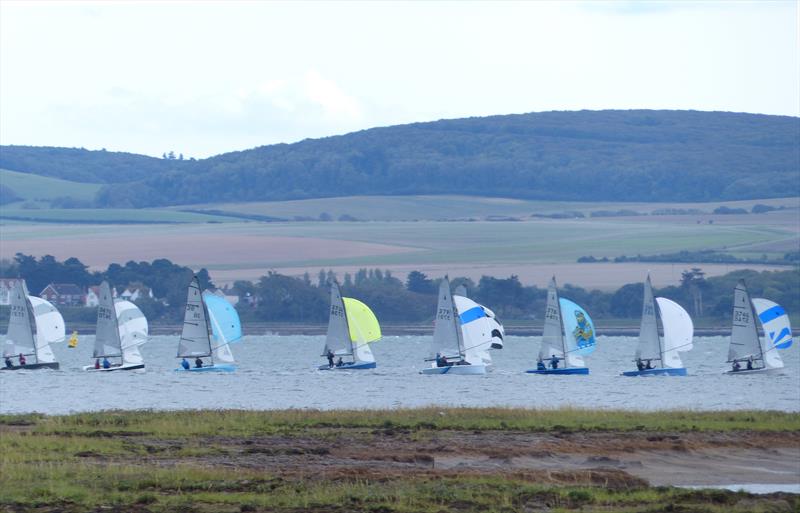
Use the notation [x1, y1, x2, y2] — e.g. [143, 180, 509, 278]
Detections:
[0, 168, 102, 206]
[2, 110, 798, 207]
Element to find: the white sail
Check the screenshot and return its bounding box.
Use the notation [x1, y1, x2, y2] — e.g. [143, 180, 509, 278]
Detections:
[728, 281, 761, 363]
[94, 281, 121, 358]
[636, 275, 662, 364]
[206, 307, 235, 364]
[116, 300, 148, 366]
[656, 297, 693, 369]
[177, 276, 212, 358]
[323, 282, 352, 357]
[29, 296, 65, 364]
[538, 277, 565, 362]
[454, 295, 493, 365]
[482, 305, 505, 349]
[751, 298, 789, 370]
[430, 276, 463, 360]
[3, 280, 35, 358]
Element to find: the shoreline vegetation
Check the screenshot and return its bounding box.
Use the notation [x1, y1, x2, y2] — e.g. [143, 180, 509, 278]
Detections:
[1, 408, 798, 512]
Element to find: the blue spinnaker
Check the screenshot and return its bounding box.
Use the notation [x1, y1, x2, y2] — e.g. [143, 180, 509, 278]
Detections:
[202, 292, 243, 345]
[559, 298, 596, 356]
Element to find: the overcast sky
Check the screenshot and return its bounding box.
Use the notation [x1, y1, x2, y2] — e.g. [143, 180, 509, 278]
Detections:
[1, 1, 797, 158]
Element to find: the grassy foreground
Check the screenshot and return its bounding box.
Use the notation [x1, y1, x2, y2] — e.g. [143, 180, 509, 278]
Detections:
[1, 408, 799, 513]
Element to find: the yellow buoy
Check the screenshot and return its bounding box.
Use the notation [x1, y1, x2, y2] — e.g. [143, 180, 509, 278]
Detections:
[68, 331, 78, 348]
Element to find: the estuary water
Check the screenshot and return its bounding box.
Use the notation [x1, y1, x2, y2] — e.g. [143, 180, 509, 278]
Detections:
[1, 335, 798, 414]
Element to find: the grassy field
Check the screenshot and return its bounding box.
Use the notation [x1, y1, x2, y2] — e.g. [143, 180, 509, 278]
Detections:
[0, 168, 102, 205]
[1, 408, 798, 513]
[175, 195, 800, 221]
[0, 207, 236, 224]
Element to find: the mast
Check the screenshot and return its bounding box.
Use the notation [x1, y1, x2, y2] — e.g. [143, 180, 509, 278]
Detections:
[26, 292, 39, 364]
[453, 290, 466, 360]
[201, 292, 214, 365]
[555, 284, 569, 368]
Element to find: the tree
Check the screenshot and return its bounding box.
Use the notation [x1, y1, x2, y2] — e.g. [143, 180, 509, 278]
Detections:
[681, 268, 707, 316]
[406, 271, 435, 294]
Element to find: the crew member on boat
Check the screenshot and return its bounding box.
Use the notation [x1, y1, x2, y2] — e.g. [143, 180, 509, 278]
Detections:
[550, 354, 559, 369]
[747, 355, 754, 370]
[435, 352, 450, 367]
[4, 356, 12, 368]
[645, 359, 653, 370]
[636, 358, 645, 371]
[102, 357, 111, 369]
[326, 349, 335, 368]
[732, 360, 741, 372]
[18, 353, 26, 366]
[537, 358, 546, 371]
[195, 357, 204, 368]
[181, 358, 190, 370]
[94, 358, 100, 369]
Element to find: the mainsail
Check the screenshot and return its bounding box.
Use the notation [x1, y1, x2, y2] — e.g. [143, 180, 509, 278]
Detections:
[3, 280, 36, 359]
[324, 282, 352, 357]
[728, 281, 761, 363]
[430, 276, 463, 360]
[538, 277, 565, 363]
[559, 298, 595, 368]
[656, 297, 693, 369]
[636, 275, 662, 364]
[177, 276, 212, 358]
[203, 291, 242, 364]
[343, 297, 381, 363]
[751, 298, 790, 370]
[94, 281, 121, 358]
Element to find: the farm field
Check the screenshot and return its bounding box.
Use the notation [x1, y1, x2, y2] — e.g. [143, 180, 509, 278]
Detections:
[1, 199, 796, 288]
[0, 206, 236, 224]
[0, 168, 102, 205]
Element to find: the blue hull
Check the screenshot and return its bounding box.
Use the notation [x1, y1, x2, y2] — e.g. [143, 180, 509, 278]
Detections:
[526, 367, 589, 375]
[318, 361, 377, 370]
[175, 364, 236, 373]
[621, 367, 687, 377]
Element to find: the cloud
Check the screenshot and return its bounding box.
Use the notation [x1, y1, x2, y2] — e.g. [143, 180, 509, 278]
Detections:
[303, 70, 363, 122]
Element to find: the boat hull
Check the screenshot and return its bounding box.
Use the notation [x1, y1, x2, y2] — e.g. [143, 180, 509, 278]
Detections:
[1, 362, 59, 371]
[725, 366, 782, 375]
[83, 363, 145, 372]
[420, 364, 486, 375]
[175, 364, 236, 373]
[526, 367, 589, 375]
[621, 367, 687, 377]
[318, 361, 377, 370]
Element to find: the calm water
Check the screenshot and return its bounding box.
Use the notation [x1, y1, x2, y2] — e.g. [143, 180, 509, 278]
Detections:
[1, 335, 798, 414]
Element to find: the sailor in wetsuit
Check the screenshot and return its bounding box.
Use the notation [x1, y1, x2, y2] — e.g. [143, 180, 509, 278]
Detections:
[195, 357, 204, 368]
[181, 358, 190, 370]
[550, 354, 559, 369]
[636, 358, 645, 371]
[326, 349, 335, 368]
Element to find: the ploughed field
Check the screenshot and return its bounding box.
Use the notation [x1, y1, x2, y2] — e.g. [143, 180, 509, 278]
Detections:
[1, 409, 799, 512]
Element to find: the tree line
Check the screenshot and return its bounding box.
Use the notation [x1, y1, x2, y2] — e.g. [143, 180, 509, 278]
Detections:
[1, 254, 798, 324]
[2, 110, 798, 208]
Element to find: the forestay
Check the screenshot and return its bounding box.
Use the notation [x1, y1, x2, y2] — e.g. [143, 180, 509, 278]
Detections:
[636, 275, 661, 364]
[429, 277, 463, 360]
[324, 282, 352, 357]
[752, 298, 790, 370]
[656, 297, 693, 369]
[203, 291, 242, 364]
[177, 276, 212, 358]
[343, 297, 381, 363]
[3, 280, 35, 359]
[29, 296, 65, 364]
[538, 277, 565, 363]
[559, 298, 595, 368]
[728, 281, 761, 362]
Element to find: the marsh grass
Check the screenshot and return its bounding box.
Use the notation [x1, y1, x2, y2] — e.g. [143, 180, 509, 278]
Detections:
[9, 407, 799, 438]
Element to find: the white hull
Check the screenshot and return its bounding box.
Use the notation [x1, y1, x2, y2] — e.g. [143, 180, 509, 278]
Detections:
[420, 364, 486, 375]
[82, 363, 145, 372]
[725, 366, 782, 375]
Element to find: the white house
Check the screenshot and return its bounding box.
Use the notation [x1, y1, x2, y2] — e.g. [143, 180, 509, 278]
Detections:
[84, 285, 117, 307]
[120, 286, 153, 303]
[0, 278, 22, 306]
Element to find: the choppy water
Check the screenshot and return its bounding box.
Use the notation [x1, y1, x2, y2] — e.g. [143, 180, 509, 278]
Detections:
[1, 335, 798, 414]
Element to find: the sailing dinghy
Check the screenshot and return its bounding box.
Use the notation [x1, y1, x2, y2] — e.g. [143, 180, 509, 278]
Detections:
[175, 276, 242, 372]
[2, 280, 65, 371]
[622, 274, 693, 376]
[726, 280, 792, 375]
[319, 282, 382, 370]
[83, 281, 148, 372]
[421, 276, 488, 375]
[526, 277, 596, 375]
[454, 285, 505, 349]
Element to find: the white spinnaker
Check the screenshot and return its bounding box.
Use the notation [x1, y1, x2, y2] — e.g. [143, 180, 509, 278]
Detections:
[454, 296, 493, 365]
[29, 296, 65, 364]
[751, 298, 787, 370]
[94, 281, 121, 358]
[177, 276, 211, 358]
[116, 300, 148, 366]
[636, 275, 662, 365]
[482, 305, 505, 349]
[538, 277, 565, 363]
[655, 297, 693, 369]
[728, 281, 761, 362]
[324, 282, 351, 357]
[430, 277, 463, 360]
[206, 308, 235, 364]
[3, 280, 35, 358]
